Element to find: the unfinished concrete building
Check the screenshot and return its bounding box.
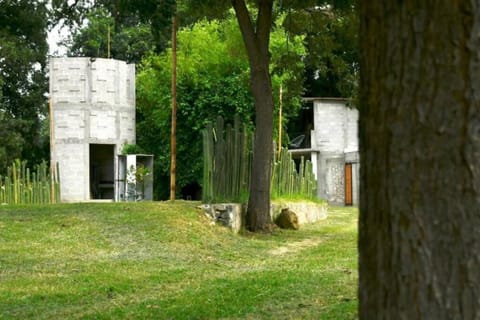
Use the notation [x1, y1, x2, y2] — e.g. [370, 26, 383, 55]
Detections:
[49, 57, 139, 202]
[289, 98, 359, 206]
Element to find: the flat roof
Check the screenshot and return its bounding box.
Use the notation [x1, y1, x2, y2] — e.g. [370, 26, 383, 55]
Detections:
[288, 148, 314, 155]
[302, 97, 347, 102]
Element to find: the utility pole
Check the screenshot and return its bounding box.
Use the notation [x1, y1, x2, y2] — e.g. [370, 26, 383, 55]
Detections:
[170, 14, 177, 201]
[277, 84, 283, 159]
[49, 98, 56, 203]
[107, 25, 111, 58]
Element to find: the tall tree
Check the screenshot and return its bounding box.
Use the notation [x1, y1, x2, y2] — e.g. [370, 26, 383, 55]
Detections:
[231, 0, 275, 231]
[0, 0, 49, 173]
[359, 1, 480, 318]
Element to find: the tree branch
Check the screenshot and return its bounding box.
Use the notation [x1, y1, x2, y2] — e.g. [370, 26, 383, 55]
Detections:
[255, 0, 273, 56]
[231, 0, 258, 58]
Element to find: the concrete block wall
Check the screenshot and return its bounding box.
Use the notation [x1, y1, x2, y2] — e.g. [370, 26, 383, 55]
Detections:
[311, 98, 360, 205]
[344, 108, 359, 153]
[50, 57, 136, 202]
[325, 156, 346, 205]
[313, 100, 346, 153]
[55, 144, 88, 201]
[312, 99, 358, 154]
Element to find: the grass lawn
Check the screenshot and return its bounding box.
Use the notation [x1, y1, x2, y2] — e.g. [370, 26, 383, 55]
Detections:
[0, 201, 358, 319]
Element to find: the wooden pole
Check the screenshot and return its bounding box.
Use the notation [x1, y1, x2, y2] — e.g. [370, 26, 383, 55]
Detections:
[107, 25, 111, 59]
[170, 14, 178, 201]
[49, 98, 55, 203]
[277, 84, 283, 159]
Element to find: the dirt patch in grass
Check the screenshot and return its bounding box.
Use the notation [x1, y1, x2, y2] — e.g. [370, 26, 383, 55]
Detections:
[269, 238, 323, 256]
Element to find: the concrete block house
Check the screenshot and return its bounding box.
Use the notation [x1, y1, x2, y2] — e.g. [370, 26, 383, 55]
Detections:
[49, 57, 152, 202]
[289, 98, 359, 206]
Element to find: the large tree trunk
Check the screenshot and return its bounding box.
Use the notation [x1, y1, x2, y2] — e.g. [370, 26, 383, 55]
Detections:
[246, 61, 274, 231]
[232, 0, 274, 231]
[359, 1, 480, 319]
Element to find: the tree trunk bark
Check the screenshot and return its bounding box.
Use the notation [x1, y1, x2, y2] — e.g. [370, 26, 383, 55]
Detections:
[232, 0, 274, 231]
[359, 1, 480, 319]
[246, 63, 274, 231]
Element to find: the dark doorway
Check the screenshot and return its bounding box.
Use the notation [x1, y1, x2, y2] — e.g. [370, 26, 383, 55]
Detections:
[90, 144, 115, 199]
[345, 163, 353, 206]
[181, 182, 202, 200]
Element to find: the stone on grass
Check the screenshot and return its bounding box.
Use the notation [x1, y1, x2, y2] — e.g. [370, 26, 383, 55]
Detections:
[275, 208, 300, 230]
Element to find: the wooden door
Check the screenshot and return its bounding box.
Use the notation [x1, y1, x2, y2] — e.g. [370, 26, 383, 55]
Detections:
[345, 163, 353, 206]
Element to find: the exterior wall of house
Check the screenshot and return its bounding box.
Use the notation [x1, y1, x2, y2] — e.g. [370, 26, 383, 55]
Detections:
[50, 57, 135, 202]
[311, 98, 359, 205]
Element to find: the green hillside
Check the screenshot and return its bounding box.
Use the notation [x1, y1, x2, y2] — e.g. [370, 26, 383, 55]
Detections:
[0, 202, 357, 319]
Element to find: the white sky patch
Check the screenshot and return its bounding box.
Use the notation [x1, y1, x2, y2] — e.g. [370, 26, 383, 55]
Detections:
[47, 0, 93, 56]
[48, 23, 70, 56]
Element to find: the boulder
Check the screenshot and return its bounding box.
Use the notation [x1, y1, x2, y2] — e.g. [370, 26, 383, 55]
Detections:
[275, 208, 300, 230]
[199, 203, 243, 233]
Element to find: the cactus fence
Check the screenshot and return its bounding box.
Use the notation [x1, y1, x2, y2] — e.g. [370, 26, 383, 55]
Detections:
[271, 147, 317, 199]
[0, 160, 61, 205]
[202, 115, 252, 203]
[202, 116, 317, 203]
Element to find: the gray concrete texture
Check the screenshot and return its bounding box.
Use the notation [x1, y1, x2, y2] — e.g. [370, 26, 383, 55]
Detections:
[49, 57, 136, 202]
[311, 99, 359, 205]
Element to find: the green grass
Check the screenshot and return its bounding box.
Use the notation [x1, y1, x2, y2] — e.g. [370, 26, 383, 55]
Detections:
[0, 202, 358, 319]
[271, 195, 327, 204]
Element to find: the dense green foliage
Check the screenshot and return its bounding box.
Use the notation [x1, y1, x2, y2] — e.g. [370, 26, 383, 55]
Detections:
[178, 0, 358, 98]
[0, 0, 49, 174]
[0, 113, 24, 172]
[67, 8, 154, 63]
[52, 0, 175, 53]
[0, 202, 358, 319]
[136, 15, 305, 199]
[284, 4, 358, 98]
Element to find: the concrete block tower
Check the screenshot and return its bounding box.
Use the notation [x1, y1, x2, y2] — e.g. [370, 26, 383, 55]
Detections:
[49, 57, 136, 202]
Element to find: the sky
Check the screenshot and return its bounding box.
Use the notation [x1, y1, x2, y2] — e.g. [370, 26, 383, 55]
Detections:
[47, 0, 83, 56]
[47, 23, 69, 56]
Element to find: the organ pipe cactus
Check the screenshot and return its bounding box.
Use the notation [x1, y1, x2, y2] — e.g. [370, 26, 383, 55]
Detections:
[202, 116, 316, 203]
[0, 160, 61, 205]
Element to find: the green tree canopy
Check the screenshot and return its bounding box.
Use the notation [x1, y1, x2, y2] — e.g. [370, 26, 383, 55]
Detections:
[66, 7, 155, 63]
[283, 4, 358, 97]
[0, 0, 49, 174]
[52, 0, 175, 53]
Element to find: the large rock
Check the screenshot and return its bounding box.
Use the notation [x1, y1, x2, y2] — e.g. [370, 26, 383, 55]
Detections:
[201, 203, 243, 233]
[275, 208, 300, 230]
